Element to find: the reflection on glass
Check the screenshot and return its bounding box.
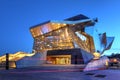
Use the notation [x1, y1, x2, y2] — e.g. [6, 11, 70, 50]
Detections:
[31, 22, 95, 53]
[47, 55, 71, 65]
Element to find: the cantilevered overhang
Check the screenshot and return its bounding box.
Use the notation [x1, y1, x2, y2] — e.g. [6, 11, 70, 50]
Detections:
[105, 37, 115, 50]
[50, 19, 95, 24]
[30, 19, 96, 38]
[99, 33, 115, 54]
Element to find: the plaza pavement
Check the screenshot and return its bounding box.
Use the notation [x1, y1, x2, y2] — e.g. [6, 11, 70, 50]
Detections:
[0, 65, 120, 80]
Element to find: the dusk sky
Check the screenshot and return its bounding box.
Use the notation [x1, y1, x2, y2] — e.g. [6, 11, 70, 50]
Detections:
[0, 0, 120, 55]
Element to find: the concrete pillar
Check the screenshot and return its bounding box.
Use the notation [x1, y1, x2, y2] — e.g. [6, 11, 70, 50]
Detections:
[6, 53, 9, 70]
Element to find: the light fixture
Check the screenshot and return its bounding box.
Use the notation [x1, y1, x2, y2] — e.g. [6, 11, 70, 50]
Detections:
[63, 24, 66, 26]
[52, 23, 55, 25]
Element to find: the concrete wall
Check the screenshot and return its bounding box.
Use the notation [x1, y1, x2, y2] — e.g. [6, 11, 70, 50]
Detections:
[16, 52, 47, 68]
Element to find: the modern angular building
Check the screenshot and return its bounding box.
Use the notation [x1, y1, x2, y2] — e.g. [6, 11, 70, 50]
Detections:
[29, 14, 114, 65]
[0, 14, 114, 69]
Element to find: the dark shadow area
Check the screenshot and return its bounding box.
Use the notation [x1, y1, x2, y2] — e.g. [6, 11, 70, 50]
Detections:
[85, 73, 95, 75]
[94, 74, 106, 78]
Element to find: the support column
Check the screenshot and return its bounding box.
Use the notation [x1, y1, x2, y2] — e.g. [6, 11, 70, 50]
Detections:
[6, 53, 9, 70]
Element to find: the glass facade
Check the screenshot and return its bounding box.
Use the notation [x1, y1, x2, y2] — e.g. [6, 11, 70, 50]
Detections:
[30, 20, 95, 53]
[33, 27, 74, 51]
[30, 23, 66, 38]
[47, 55, 71, 64]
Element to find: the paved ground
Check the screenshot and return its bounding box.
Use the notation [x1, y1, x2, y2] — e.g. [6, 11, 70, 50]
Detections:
[0, 65, 120, 80]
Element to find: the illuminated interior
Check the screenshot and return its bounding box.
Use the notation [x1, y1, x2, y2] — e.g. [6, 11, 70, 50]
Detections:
[47, 55, 71, 65]
[30, 21, 95, 53]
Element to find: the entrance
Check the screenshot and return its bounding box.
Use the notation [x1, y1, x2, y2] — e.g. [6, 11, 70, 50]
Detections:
[47, 55, 71, 65]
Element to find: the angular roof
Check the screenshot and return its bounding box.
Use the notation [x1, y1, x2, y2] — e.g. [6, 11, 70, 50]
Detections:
[64, 14, 89, 21]
[30, 14, 97, 38]
[30, 14, 96, 29]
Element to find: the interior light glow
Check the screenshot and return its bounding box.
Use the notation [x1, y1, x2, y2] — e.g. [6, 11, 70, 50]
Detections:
[52, 23, 55, 25]
[63, 24, 66, 26]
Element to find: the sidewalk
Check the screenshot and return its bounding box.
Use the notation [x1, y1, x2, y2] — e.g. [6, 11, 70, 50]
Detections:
[0, 66, 120, 80]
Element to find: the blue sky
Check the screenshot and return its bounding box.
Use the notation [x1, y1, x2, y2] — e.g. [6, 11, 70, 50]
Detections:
[0, 0, 120, 55]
